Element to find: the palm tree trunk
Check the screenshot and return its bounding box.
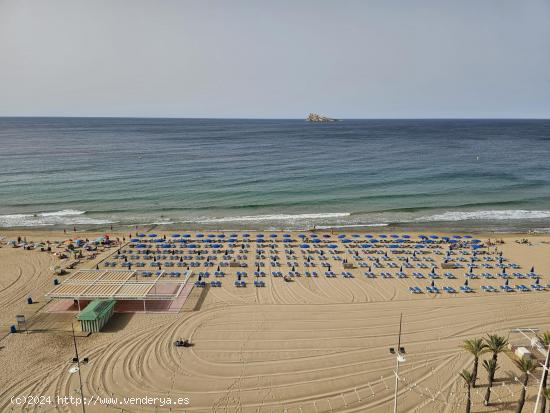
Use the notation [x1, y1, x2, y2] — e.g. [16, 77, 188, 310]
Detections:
[484, 353, 498, 405]
[489, 353, 498, 381]
[515, 375, 528, 413]
[484, 376, 493, 406]
[466, 385, 471, 413]
[539, 354, 549, 413]
[472, 357, 479, 388]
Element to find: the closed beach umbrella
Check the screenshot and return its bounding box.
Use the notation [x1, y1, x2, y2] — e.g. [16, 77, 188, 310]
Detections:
[505, 278, 509, 286]
[530, 266, 535, 273]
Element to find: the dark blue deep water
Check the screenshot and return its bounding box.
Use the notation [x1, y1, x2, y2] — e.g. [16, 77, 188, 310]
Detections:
[1, 117, 550, 231]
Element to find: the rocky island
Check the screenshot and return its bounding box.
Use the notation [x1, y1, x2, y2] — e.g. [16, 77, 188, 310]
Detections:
[306, 113, 338, 122]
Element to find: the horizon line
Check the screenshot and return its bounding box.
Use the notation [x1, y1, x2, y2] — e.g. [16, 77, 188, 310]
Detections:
[1, 116, 549, 121]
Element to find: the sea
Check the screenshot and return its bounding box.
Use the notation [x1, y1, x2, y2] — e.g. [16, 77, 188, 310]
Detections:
[1, 117, 550, 233]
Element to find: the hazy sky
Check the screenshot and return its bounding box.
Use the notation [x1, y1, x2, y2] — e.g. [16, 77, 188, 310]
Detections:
[1, 0, 549, 118]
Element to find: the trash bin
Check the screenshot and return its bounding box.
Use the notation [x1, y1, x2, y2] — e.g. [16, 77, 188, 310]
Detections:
[27, 296, 33, 304]
[10, 325, 16, 333]
[53, 279, 60, 285]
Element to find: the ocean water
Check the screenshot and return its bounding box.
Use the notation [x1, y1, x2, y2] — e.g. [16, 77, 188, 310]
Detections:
[1, 117, 550, 232]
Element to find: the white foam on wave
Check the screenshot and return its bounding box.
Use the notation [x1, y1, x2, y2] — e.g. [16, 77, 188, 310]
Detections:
[0, 209, 114, 227]
[40, 209, 86, 217]
[416, 210, 550, 222]
[192, 212, 351, 223]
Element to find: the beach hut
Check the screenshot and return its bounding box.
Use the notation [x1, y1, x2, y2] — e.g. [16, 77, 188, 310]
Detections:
[77, 299, 116, 333]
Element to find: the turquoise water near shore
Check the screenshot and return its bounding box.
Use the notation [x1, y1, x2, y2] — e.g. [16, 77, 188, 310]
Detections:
[1, 118, 550, 232]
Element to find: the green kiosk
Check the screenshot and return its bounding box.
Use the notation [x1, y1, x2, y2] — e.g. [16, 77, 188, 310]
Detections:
[77, 299, 116, 332]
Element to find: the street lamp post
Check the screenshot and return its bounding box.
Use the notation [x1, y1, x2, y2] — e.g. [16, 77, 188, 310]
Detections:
[71, 322, 87, 413]
[389, 313, 406, 413]
[534, 341, 549, 413]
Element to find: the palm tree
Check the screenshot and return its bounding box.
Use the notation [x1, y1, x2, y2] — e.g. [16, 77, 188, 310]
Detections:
[538, 331, 550, 413]
[515, 357, 536, 413]
[459, 369, 474, 413]
[462, 338, 487, 387]
[484, 334, 508, 406]
[482, 359, 499, 406]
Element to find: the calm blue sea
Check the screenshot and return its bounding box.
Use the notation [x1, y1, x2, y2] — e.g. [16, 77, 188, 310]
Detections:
[1, 117, 550, 232]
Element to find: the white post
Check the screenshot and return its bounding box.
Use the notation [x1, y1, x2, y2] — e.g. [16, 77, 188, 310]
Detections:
[534, 343, 549, 413]
[393, 357, 400, 413]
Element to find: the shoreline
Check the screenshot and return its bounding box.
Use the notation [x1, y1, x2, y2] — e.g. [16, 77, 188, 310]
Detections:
[2, 224, 549, 236]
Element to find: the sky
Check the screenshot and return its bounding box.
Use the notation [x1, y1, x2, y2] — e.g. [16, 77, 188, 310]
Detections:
[1, 0, 549, 118]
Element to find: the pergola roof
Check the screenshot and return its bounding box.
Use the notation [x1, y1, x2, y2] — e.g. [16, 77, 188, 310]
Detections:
[46, 269, 189, 301]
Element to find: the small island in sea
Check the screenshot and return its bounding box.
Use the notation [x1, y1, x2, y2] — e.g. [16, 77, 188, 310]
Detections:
[306, 112, 338, 122]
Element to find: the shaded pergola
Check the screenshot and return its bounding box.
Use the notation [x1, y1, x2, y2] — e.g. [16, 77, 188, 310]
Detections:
[46, 269, 191, 312]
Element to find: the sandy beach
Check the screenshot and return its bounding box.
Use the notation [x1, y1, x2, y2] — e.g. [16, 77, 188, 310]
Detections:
[0, 229, 549, 413]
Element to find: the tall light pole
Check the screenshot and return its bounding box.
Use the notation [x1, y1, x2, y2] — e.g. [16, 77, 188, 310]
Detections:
[71, 322, 86, 413]
[389, 313, 406, 413]
[534, 340, 549, 413]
